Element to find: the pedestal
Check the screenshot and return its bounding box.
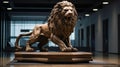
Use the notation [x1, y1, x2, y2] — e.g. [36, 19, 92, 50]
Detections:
[14, 52, 93, 63]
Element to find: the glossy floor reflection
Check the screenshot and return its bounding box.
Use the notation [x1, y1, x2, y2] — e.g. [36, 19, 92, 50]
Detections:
[0, 52, 120, 67]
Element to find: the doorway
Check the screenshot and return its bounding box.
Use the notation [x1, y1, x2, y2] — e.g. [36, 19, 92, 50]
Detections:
[91, 24, 95, 52]
[78, 29, 80, 47]
[118, 15, 120, 53]
[86, 26, 90, 48]
[81, 28, 84, 47]
[102, 19, 109, 53]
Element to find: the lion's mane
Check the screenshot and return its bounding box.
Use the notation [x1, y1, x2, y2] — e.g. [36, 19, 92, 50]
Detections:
[48, 1, 78, 40]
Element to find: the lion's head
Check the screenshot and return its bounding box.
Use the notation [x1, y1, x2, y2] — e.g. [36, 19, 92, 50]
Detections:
[48, 0, 78, 37]
[56, 1, 77, 18]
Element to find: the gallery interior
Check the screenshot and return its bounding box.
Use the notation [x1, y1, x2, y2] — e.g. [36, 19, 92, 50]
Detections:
[0, 0, 120, 67]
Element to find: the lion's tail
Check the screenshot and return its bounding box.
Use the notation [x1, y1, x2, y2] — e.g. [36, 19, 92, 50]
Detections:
[15, 32, 32, 49]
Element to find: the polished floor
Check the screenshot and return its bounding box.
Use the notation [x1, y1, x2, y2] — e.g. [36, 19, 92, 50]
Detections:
[0, 52, 120, 67]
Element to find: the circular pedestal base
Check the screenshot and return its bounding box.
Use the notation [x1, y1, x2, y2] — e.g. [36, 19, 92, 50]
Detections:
[14, 52, 93, 63]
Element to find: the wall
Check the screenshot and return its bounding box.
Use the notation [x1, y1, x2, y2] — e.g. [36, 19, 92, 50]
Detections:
[75, 0, 120, 53]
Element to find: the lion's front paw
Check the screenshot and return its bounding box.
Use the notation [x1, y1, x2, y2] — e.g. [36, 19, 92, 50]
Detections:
[61, 47, 72, 52]
[71, 47, 78, 52]
[26, 47, 34, 52]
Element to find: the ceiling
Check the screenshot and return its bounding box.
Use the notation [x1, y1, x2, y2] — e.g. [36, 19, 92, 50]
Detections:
[1, 0, 114, 16]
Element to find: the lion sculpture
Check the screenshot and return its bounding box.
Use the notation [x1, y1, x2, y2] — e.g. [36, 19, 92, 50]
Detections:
[15, 0, 78, 52]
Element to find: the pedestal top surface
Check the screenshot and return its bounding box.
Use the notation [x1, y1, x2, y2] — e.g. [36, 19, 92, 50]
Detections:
[15, 52, 92, 55]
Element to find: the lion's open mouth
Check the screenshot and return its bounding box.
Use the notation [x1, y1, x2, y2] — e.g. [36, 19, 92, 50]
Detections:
[65, 17, 72, 20]
[68, 17, 71, 19]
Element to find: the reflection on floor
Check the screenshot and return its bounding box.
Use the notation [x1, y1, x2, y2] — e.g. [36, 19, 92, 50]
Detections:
[0, 51, 120, 67]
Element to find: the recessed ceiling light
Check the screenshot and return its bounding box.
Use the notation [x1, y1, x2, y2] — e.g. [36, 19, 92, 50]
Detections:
[85, 14, 90, 16]
[102, 2, 109, 4]
[7, 8, 12, 10]
[93, 9, 98, 11]
[3, 1, 9, 3]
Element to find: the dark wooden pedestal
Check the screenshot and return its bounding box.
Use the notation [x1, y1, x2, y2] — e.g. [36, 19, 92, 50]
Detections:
[14, 52, 93, 63]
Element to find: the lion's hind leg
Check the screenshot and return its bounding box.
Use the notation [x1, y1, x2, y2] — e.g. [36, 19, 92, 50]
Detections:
[25, 25, 42, 52]
[15, 32, 32, 51]
[38, 35, 49, 52]
[25, 37, 38, 52]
